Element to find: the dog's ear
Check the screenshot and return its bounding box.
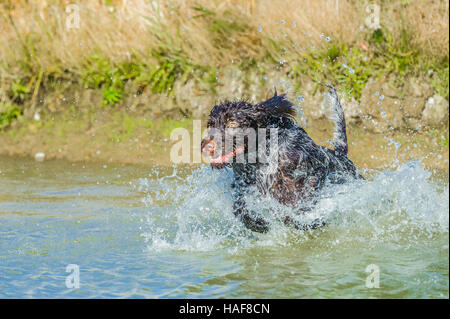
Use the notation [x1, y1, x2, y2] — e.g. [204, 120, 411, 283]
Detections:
[259, 92, 296, 120]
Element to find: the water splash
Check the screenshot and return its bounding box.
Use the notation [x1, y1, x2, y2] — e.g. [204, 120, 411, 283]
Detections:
[139, 160, 448, 253]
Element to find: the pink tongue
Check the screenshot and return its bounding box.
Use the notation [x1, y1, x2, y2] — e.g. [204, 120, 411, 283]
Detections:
[211, 146, 245, 164]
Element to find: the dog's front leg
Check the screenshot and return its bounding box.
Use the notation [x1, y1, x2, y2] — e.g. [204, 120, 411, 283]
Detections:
[232, 185, 270, 233]
[283, 215, 325, 231]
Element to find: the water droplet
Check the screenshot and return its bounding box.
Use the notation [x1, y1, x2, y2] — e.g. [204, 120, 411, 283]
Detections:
[281, 20, 285, 24]
[297, 96, 304, 102]
[348, 68, 354, 74]
[326, 36, 331, 42]
[380, 95, 385, 100]
[258, 25, 262, 32]
[292, 22, 297, 27]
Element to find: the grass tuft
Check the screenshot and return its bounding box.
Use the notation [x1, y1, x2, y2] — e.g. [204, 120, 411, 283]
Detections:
[0, 102, 22, 129]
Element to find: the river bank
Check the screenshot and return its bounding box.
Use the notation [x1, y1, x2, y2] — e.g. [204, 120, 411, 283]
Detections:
[0, 0, 448, 172]
[1, 1, 448, 129]
[0, 107, 448, 175]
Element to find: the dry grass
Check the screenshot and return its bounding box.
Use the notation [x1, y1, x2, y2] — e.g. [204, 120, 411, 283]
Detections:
[0, 0, 448, 78]
[385, 0, 449, 56]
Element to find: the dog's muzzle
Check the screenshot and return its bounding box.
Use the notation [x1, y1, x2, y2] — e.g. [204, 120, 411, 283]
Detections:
[201, 137, 216, 157]
[201, 137, 244, 167]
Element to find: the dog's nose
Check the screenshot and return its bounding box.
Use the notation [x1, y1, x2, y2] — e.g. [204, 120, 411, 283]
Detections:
[201, 138, 216, 156]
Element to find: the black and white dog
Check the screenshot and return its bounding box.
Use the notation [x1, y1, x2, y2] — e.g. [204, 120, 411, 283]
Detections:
[201, 85, 361, 232]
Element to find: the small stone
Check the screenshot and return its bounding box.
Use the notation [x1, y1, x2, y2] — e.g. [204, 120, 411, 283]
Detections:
[34, 152, 45, 162]
[360, 79, 405, 132]
[404, 117, 422, 131]
[381, 81, 398, 98]
[407, 78, 433, 98]
[422, 94, 449, 126]
[342, 98, 362, 125]
[402, 96, 426, 118]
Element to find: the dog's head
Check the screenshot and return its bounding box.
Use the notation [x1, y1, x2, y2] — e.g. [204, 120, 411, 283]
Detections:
[201, 92, 296, 168]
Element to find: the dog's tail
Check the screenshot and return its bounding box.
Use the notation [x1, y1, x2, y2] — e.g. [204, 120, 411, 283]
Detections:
[322, 84, 348, 155]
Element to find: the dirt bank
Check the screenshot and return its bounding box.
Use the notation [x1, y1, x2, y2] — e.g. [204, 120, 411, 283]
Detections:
[0, 107, 448, 174]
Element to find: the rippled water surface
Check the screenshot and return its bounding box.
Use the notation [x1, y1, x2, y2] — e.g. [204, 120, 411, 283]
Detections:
[0, 156, 448, 298]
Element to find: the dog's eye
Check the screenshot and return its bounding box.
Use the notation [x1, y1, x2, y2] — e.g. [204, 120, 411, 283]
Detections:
[226, 121, 238, 128]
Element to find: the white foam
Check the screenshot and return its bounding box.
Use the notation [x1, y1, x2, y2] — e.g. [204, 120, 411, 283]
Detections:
[139, 160, 448, 252]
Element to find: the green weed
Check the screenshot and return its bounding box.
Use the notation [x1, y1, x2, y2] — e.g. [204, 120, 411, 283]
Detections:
[83, 55, 141, 106]
[10, 79, 31, 103]
[0, 102, 22, 129]
[289, 43, 374, 100]
[431, 60, 449, 99]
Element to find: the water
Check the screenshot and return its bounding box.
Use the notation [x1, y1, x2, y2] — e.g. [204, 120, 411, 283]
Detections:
[0, 156, 448, 298]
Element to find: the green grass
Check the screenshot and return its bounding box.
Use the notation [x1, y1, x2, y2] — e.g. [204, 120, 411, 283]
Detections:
[430, 59, 449, 99]
[10, 79, 31, 103]
[0, 102, 22, 129]
[82, 55, 142, 106]
[81, 47, 217, 106]
[288, 43, 374, 100]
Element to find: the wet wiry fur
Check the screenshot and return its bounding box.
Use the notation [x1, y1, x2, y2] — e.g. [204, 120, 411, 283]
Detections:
[201, 85, 361, 233]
